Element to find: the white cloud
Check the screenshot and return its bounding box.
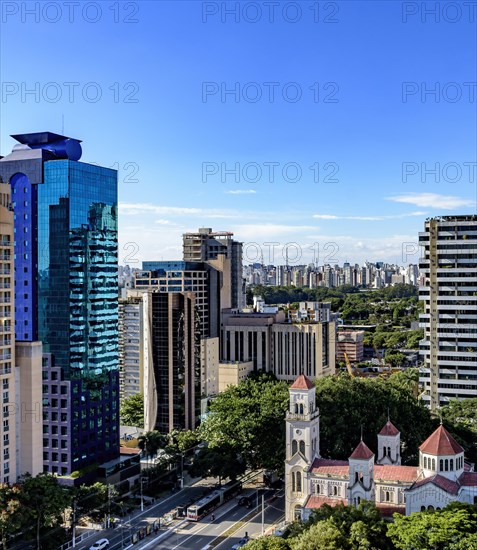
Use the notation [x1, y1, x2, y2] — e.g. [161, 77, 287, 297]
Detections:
[225, 189, 257, 195]
[387, 193, 475, 210]
[313, 211, 427, 221]
[119, 202, 239, 219]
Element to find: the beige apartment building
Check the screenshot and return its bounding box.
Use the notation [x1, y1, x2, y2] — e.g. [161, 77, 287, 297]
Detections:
[336, 331, 365, 363]
[0, 182, 15, 482]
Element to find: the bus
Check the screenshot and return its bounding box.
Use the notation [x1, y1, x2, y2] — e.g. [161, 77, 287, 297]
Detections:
[221, 480, 242, 503]
[186, 490, 222, 521]
[187, 481, 242, 521]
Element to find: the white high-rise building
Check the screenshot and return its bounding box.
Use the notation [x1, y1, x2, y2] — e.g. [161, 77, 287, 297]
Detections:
[419, 215, 477, 410]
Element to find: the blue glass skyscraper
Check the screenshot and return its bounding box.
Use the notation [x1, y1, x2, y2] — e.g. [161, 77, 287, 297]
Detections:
[0, 132, 119, 477]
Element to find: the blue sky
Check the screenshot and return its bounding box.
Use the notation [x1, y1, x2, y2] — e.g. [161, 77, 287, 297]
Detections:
[1, 0, 476, 266]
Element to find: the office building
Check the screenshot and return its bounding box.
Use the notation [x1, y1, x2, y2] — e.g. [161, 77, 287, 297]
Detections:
[221, 311, 335, 381]
[0, 132, 119, 477]
[419, 215, 477, 409]
[143, 291, 200, 433]
[182, 228, 244, 310]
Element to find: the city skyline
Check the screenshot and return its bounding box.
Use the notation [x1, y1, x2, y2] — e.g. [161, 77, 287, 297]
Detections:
[1, 1, 475, 266]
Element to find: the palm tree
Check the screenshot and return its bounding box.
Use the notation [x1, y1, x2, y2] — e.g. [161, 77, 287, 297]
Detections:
[138, 431, 166, 468]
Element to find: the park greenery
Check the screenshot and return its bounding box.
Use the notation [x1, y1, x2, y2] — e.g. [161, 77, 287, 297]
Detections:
[249, 283, 424, 352]
[244, 501, 477, 550]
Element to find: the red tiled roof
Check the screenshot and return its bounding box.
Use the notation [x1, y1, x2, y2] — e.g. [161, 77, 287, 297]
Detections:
[375, 465, 419, 483]
[379, 421, 400, 437]
[310, 458, 349, 476]
[350, 441, 374, 460]
[459, 472, 477, 487]
[419, 426, 463, 456]
[305, 495, 348, 509]
[377, 504, 406, 517]
[290, 374, 314, 390]
[411, 474, 460, 495]
[120, 447, 141, 455]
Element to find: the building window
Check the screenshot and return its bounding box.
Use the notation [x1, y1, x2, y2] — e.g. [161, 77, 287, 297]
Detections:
[445, 459, 448, 471]
[432, 459, 436, 470]
[385, 491, 391, 502]
[333, 486, 338, 496]
[292, 440, 298, 455]
[299, 441, 305, 455]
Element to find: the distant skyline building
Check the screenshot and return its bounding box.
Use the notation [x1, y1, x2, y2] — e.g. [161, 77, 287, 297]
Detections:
[183, 228, 245, 310]
[419, 215, 477, 410]
[0, 132, 119, 477]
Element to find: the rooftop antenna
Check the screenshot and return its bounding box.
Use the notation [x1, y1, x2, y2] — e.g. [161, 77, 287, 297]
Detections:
[360, 424, 363, 441]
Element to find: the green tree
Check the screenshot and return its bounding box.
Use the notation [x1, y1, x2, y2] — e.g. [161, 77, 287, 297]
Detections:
[308, 501, 392, 550]
[120, 393, 144, 427]
[18, 473, 71, 550]
[449, 532, 477, 549]
[0, 484, 23, 550]
[314, 374, 437, 463]
[243, 537, 291, 549]
[384, 351, 407, 368]
[188, 444, 246, 484]
[200, 372, 289, 471]
[441, 398, 477, 464]
[291, 519, 347, 550]
[387, 503, 477, 550]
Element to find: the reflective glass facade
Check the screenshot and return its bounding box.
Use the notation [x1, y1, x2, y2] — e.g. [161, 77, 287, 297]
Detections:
[38, 160, 119, 472]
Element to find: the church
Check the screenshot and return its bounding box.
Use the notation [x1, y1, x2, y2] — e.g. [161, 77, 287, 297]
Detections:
[285, 374, 477, 521]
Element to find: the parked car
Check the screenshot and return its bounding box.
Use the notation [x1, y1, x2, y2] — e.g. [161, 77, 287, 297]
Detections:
[89, 539, 109, 550]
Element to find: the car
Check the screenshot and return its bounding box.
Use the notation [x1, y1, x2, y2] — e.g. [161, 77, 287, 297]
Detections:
[89, 539, 109, 550]
[231, 536, 249, 549]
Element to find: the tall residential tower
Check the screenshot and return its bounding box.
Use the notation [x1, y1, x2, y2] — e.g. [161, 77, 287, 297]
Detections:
[419, 215, 477, 409]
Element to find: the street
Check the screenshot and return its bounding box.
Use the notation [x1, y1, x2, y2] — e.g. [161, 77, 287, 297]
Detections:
[78, 485, 284, 550]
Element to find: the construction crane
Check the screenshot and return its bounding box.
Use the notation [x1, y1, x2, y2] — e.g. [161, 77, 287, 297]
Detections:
[344, 352, 353, 376]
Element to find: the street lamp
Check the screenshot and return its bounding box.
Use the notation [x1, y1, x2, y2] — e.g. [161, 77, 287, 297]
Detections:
[140, 476, 148, 512]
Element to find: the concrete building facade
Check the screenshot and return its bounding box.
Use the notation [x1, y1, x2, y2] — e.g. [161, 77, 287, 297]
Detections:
[221, 311, 335, 382]
[419, 215, 477, 409]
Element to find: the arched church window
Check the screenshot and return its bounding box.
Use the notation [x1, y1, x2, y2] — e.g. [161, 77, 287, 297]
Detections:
[357, 496, 361, 504]
[385, 491, 390, 502]
[299, 441, 305, 455]
[450, 459, 454, 471]
[421, 506, 426, 512]
[424, 457, 427, 469]
[440, 459, 443, 471]
[292, 440, 298, 455]
[333, 485, 338, 496]
[292, 472, 295, 492]
[296, 471, 302, 492]
[445, 459, 448, 471]
[428, 505, 434, 511]
[355, 472, 359, 483]
[294, 403, 298, 414]
[387, 446, 391, 458]
[299, 403, 304, 415]
[383, 446, 387, 457]
[432, 458, 436, 470]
